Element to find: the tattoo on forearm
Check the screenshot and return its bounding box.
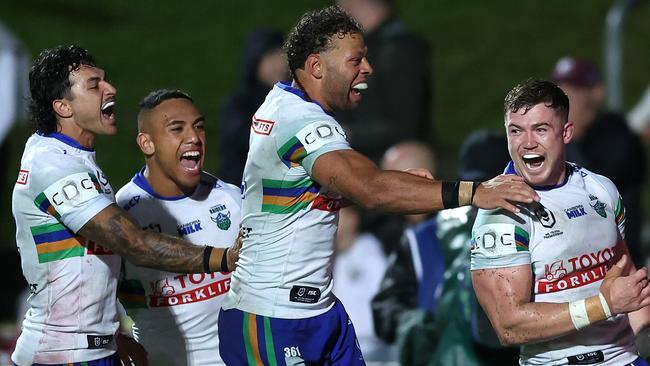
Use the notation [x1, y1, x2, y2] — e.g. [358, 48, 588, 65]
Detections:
[80, 207, 204, 273]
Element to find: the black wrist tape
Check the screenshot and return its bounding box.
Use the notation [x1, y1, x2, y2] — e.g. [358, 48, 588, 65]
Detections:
[442, 181, 460, 209]
[221, 247, 230, 273]
[203, 246, 213, 273]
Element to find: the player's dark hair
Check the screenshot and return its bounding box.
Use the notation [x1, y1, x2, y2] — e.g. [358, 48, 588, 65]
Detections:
[504, 78, 569, 123]
[29, 45, 96, 133]
[137, 89, 194, 131]
[138, 89, 193, 113]
[284, 6, 362, 78]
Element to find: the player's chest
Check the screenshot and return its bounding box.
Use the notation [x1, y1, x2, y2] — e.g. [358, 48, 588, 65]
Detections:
[136, 195, 240, 244]
[529, 189, 618, 294]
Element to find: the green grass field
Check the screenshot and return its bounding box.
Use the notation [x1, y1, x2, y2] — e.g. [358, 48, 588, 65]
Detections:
[1, 0, 649, 247]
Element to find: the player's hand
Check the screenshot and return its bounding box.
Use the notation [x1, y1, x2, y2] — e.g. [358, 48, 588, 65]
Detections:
[403, 168, 435, 180]
[227, 227, 244, 270]
[116, 333, 148, 366]
[600, 255, 650, 315]
[472, 175, 539, 214]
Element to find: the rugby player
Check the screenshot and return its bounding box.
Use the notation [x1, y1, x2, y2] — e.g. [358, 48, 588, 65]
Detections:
[116, 89, 241, 365]
[12, 45, 238, 365]
[218, 6, 539, 365]
[471, 79, 650, 365]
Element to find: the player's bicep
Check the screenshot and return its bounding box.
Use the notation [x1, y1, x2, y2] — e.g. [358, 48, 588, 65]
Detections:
[311, 149, 379, 198]
[472, 264, 534, 329]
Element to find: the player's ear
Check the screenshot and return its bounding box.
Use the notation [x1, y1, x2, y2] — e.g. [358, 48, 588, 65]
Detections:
[52, 99, 73, 119]
[137, 132, 155, 155]
[563, 121, 574, 144]
[306, 54, 323, 79]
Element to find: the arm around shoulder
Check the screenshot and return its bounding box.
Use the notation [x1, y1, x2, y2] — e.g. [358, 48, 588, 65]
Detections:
[77, 203, 227, 273]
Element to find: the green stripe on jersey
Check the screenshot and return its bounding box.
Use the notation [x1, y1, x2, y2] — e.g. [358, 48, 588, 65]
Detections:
[514, 226, 529, 241]
[262, 201, 311, 214]
[38, 246, 85, 263]
[30, 222, 67, 236]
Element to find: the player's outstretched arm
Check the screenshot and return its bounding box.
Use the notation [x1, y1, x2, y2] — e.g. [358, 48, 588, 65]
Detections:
[472, 255, 650, 346]
[78, 203, 238, 273]
[311, 149, 538, 214]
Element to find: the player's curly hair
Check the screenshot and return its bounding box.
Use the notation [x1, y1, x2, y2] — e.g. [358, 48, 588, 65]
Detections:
[284, 6, 362, 78]
[28, 45, 96, 134]
[504, 78, 569, 123]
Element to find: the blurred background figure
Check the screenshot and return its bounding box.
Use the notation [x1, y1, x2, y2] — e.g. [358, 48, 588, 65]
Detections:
[334, 141, 436, 363]
[372, 129, 519, 366]
[0, 21, 29, 230]
[551, 56, 646, 267]
[371, 141, 438, 253]
[0, 21, 29, 363]
[336, 0, 433, 164]
[219, 28, 288, 185]
[628, 85, 650, 144]
[333, 206, 395, 362]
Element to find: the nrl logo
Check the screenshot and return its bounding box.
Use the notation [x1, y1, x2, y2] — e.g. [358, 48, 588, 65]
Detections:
[210, 204, 232, 230]
[589, 194, 607, 218]
[533, 204, 556, 228]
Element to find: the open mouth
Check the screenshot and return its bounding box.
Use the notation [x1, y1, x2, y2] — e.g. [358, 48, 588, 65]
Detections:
[522, 153, 545, 169]
[351, 82, 368, 96]
[101, 100, 115, 119]
[180, 150, 201, 171]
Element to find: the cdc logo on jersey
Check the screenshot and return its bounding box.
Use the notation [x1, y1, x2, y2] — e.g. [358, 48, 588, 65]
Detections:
[43, 172, 104, 216]
[471, 223, 518, 256]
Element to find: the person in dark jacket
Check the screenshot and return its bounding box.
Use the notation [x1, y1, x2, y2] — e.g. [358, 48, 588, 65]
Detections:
[551, 57, 646, 268]
[336, 0, 432, 164]
[218, 29, 288, 185]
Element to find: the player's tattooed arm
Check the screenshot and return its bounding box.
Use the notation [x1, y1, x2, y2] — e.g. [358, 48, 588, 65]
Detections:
[78, 203, 205, 273]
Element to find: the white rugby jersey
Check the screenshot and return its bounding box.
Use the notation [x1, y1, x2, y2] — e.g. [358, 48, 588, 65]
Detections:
[222, 82, 352, 318]
[12, 133, 119, 365]
[115, 170, 241, 366]
[470, 162, 636, 366]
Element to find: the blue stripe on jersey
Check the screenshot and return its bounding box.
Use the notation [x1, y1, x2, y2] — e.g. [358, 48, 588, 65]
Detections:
[33, 228, 74, 244]
[262, 185, 319, 197]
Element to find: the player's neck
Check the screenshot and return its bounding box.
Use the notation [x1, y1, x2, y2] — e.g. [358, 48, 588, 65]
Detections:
[292, 79, 332, 113]
[57, 123, 95, 149]
[143, 165, 195, 198]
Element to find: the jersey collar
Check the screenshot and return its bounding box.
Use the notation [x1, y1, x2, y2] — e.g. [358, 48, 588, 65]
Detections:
[503, 161, 572, 191]
[133, 167, 188, 201]
[40, 132, 94, 152]
[276, 81, 334, 117]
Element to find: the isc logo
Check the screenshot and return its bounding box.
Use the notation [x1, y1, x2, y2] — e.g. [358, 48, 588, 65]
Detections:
[252, 116, 275, 135]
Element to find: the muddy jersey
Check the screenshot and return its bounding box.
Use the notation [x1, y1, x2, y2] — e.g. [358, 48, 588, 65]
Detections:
[116, 170, 241, 365]
[471, 162, 636, 365]
[11, 133, 118, 365]
[222, 82, 351, 318]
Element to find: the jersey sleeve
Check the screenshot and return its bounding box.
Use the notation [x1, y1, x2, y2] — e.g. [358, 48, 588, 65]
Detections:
[470, 208, 532, 270]
[274, 115, 351, 175]
[29, 155, 113, 233]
